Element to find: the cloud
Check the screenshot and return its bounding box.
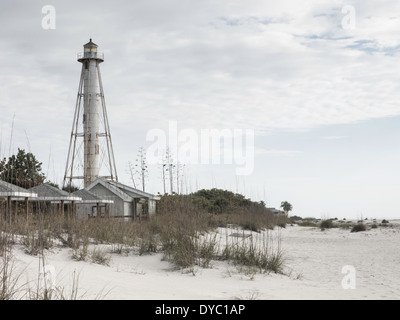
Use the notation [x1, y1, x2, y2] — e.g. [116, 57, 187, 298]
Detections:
[3, 1, 400, 130]
[1, 0, 400, 186]
[255, 148, 300, 157]
[321, 135, 347, 140]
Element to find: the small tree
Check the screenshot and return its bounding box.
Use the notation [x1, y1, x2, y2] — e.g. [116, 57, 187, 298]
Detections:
[45, 181, 60, 189]
[62, 183, 80, 193]
[0, 148, 45, 188]
[127, 161, 137, 189]
[164, 147, 175, 194]
[280, 201, 293, 216]
[134, 147, 148, 192]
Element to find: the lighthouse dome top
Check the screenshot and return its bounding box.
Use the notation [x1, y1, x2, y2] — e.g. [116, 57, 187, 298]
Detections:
[84, 38, 98, 48]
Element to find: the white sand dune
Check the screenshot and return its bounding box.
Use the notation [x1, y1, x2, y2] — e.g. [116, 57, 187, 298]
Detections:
[9, 220, 400, 300]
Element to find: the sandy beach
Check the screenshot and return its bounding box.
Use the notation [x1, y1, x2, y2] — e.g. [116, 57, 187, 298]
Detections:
[8, 220, 400, 300]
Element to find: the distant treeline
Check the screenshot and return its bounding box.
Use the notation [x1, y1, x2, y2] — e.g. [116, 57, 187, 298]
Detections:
[159, 188, 270, 215]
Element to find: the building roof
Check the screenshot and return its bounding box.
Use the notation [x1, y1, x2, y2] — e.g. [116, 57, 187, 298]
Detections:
[72, 189, 114, 204]
[85, 178, 160, 201]
[108, 180, 161, 200]
[28, 184, 81, 202]
[86, 178, 132, 202]
[0, 180, 37, 198]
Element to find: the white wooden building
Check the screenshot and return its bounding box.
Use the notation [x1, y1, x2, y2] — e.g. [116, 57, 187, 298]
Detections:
[83, 178, 160, 220]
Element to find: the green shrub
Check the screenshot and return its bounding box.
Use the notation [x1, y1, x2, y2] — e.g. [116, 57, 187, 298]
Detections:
[221, 234, 284, 274]
[22, 230, 54, 256]
[0, 234, 8, 257]
[320, 220, 334, 229]
[197, 234, 218, 268]
[242, 221, 261, 232]
[72, 238, 89, 262]
[289, 216, 303, 223]
[339, 223, 353, 230]
[351, 223, 366, 233]
[298, 221, 318, 227]
[90, 248, 111, 266]
[138, 235, 158, 256]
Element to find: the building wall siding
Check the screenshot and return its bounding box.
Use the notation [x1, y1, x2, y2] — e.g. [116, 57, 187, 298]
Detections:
[124, 201, 134, 218]
[148, 199, 156, 216]
[76, 203, 108, 219]
[89, 184, 125, 217]
[76, 203, 95, 219]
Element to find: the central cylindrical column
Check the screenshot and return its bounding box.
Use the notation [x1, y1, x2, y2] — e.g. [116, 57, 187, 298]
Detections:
[83, 59, 100, 187]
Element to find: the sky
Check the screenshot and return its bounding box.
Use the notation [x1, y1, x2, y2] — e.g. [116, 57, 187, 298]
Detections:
[1, 0, 400, 219]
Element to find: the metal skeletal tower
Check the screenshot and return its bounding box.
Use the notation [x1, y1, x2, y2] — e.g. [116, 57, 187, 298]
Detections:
[63, 39, 118, 189]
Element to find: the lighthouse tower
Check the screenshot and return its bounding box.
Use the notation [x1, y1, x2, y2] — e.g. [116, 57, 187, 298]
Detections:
[63, 39, 118, 189]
